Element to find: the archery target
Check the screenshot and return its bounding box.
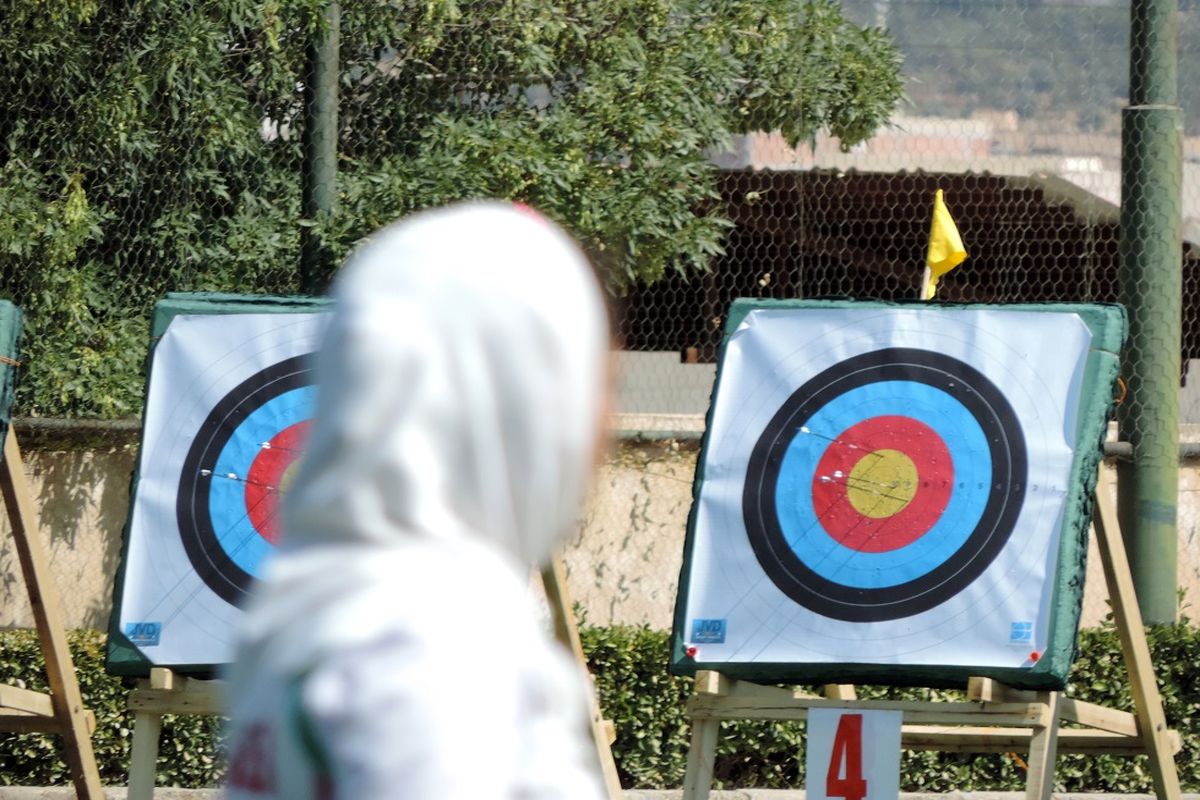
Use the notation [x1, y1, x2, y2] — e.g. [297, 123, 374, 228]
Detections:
[678, 306, 1091, 675]
[117, 312, 328, 669]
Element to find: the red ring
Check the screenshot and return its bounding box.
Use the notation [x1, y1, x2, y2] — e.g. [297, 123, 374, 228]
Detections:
[809, 416, 953, 553]
[244, 420, 311, 544]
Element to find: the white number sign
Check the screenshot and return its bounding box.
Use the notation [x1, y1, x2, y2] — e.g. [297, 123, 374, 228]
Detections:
[806, 708, 901, 800]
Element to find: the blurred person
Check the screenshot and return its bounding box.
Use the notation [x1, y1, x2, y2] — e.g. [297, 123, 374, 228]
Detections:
[224, 202, 611, 800]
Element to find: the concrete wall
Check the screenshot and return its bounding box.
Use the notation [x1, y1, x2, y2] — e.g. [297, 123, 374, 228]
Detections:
[1, 437, 1198, 632]
[0, 446, 134, 630]
[569, 443, 1200, 631]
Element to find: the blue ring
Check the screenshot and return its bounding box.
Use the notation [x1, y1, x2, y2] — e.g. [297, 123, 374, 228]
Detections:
[774, 381, 991, 589]
[207, 386, 315, 578]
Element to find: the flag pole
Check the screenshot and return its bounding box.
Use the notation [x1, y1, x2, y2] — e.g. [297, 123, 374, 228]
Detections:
[918, 266, 932, 301]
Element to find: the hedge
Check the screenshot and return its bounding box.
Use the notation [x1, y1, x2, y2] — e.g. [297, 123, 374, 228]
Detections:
[0, 622, 1196, 789]
[0, 630, 220, 787]
[583, 622, 1200, 791]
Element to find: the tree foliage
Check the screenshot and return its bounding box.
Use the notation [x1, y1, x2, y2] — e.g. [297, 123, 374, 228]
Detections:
[0, 0, 902, 417]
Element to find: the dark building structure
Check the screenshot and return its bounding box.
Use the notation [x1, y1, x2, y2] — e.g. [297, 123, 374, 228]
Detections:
[621, 170, 1200, 369]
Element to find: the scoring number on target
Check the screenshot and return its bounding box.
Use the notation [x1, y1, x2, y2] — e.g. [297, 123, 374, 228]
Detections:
[827, 715, 867, 800]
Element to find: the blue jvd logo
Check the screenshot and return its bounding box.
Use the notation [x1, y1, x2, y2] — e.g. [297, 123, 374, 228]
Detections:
[1009, 621, 1033, 644]
[125, 622, 162, 647]
[691, 618, 727, 644]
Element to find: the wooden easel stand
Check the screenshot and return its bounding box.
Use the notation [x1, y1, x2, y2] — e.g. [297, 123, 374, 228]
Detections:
[682, 476, 1183, 800]
[0, 427, 104, 798]
[541, 556, 625, 799]
[1092, 469, 1180, 798]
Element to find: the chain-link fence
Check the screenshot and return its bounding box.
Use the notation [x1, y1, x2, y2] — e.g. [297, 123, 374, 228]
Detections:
[1, 0, 1196, 621]
[3, 0, 1194, 427]
[621, 0, 1200, 431]
[0, 0, 906, 626]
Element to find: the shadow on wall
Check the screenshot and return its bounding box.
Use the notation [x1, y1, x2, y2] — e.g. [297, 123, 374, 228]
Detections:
[0, 445, 137, 630]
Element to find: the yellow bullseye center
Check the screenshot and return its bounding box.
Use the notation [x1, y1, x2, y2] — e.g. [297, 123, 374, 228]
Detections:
[847, 449, 919, 518]
[279, 459, 303, 495]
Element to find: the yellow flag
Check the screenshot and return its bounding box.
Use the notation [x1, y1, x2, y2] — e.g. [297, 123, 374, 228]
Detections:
[923, 189, 967, 300]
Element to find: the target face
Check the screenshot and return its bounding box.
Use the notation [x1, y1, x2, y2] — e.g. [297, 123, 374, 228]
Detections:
[743, 348, 1027, 622]
[116, 309, 329, 670]
[675, 304, 1097, 683]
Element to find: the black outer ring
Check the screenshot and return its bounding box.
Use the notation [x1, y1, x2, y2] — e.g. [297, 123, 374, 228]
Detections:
[742, 347, 1028, 622]
[177, 354, 313, 607]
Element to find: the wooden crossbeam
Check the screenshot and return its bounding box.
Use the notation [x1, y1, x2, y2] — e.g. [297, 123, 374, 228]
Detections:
[127, 683, 222, 716]
[0, 708, 96, 735]
[901, 724, 1181, 755]
[688, 692, 1050, 728]
[970, 677, 1141, 738]
[0, 684, 56, 717]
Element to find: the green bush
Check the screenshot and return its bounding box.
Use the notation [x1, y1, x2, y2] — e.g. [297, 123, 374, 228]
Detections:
[584, 622, 1200, 792]
[0, 623, 1197, 789]
[0, 630, 222, 787]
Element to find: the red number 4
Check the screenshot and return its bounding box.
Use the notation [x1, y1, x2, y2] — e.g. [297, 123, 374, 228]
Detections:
[826, 713, 868, 800]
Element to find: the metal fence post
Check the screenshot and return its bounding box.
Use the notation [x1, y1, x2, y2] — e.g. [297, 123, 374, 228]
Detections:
[1118, 0, 1183, 624]
[300, 1, 340, 296]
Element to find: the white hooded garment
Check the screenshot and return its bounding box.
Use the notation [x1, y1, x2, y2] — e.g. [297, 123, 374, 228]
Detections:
[224, 202, 610, 800]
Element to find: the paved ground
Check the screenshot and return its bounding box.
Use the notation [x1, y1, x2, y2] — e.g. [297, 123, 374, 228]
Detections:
[0, 792, 1189, 799]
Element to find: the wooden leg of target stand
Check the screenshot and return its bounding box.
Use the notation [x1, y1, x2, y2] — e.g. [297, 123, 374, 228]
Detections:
[541, 556, 624, 799]
[1094, 474, 1183, 799]
[126, 668, 223, 800]
[0, 428, 104, 799]
[127, 668, 175, 800]
[681, 716, 719, 800]
[682, 671, 730, 800]
[1024, 691, 1061, 800]
[127, 701, 162, 800]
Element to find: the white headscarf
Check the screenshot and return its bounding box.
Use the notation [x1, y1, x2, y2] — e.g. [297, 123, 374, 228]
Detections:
[225, 203, 610, 799]
[286, 200, 609, 564]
